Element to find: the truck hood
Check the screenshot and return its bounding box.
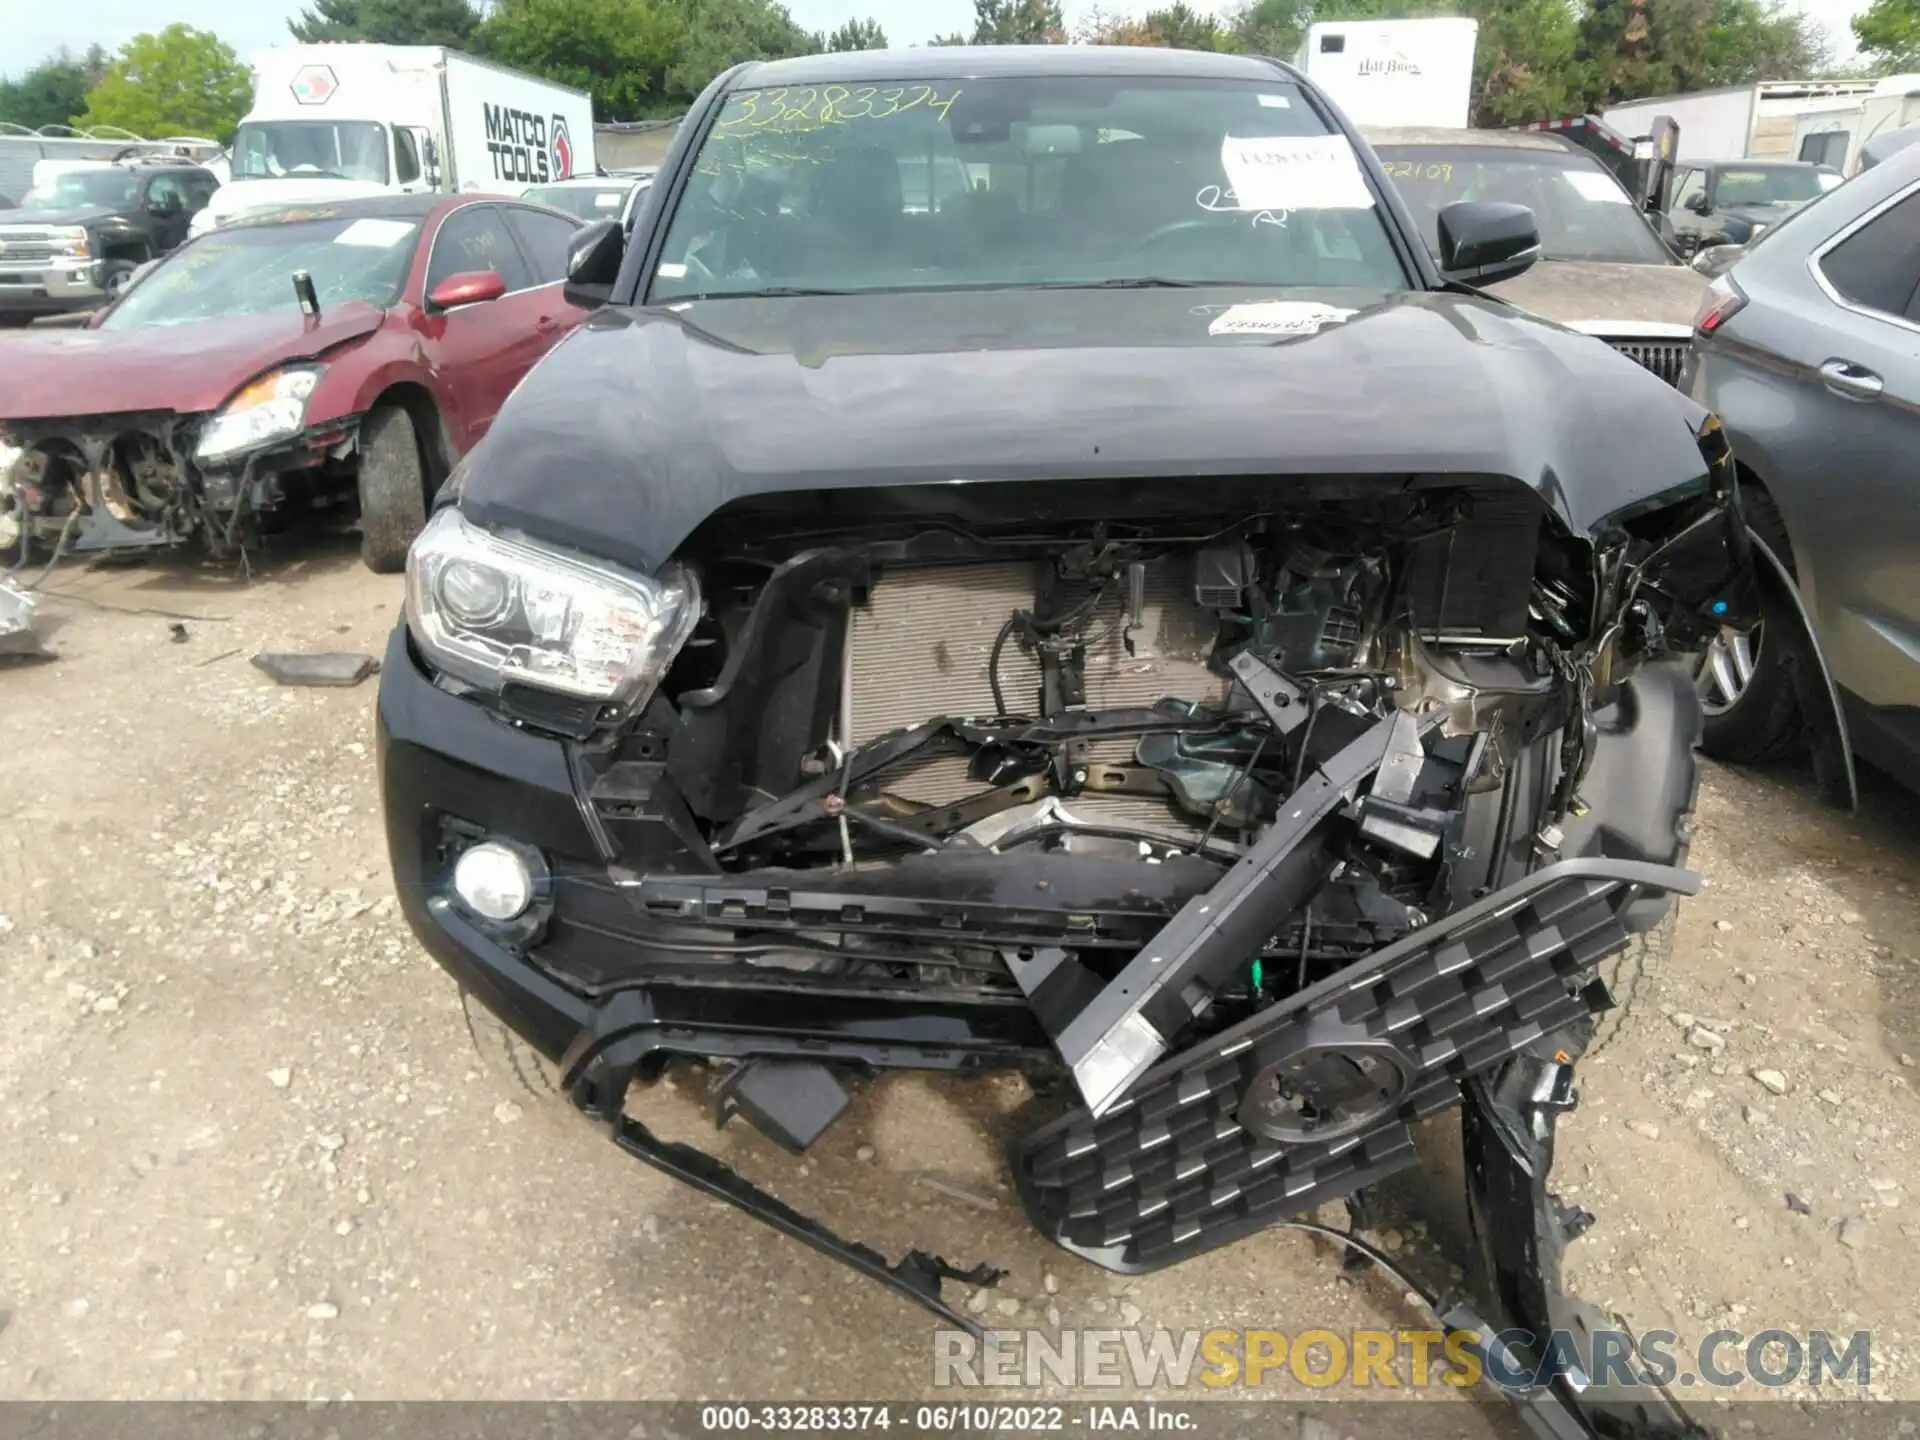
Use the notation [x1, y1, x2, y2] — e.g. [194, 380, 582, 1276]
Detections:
[1484, 258, 1707, 330]
[0, 207, 119, 230]
[0, 302, 385, 421]
[459, 286, 1712, 575]
[201, 177, 392, 227]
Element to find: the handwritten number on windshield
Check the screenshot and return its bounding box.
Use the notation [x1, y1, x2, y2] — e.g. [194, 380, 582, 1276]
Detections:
[717, 85, 961, 133]
[1195, 184, 1289, 229]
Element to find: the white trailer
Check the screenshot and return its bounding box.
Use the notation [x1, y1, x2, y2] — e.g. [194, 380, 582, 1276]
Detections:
[0, 127, 222, 205]
[195, 44, 595, 234]
[1602, 80, 1877, 163]
[1791, 74, 1920, 174]
[1296, 18, 1480, 130]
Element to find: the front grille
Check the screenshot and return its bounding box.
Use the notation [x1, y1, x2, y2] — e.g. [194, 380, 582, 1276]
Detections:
[1608, 338, 1688, 387]
[1015, 859, 1693, 1272]
[0, 233, 57, 263]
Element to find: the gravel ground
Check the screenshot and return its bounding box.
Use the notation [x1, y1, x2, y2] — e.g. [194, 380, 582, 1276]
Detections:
[2, 546, 1917, 1412]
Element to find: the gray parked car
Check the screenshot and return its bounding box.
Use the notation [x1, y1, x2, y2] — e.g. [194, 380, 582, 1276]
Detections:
[1686, 142, 1920, 796]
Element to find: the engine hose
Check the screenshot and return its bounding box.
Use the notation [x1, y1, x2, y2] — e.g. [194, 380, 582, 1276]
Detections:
[987, 613, 1018, 719]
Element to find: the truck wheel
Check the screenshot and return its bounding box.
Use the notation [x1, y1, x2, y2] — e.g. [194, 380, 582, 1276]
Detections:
[459, 988, 563, 1107]
[1587, 912, 1675, 1058]
[356, 405, 427, 574]
[0, 315, 31, 329]
[1697, 490, 1802, 764]
[100, 260, 137, 298]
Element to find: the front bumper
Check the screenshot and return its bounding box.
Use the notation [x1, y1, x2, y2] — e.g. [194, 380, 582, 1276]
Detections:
[380, 622, 1708, 1433]
[0, 260, 110, 317]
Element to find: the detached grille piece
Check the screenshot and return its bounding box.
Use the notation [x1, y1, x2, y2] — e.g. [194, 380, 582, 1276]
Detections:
[1607, 338, 1688, 387]
[1015, 859, 1696, 1272]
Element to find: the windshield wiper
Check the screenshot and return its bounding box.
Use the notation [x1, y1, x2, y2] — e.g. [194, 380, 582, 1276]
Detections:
[1033, 277, 1206, 290]
[691, 286, 853, 299]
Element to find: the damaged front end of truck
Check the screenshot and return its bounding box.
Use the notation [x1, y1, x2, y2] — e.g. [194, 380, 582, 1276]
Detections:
[380, 369, 1821, 1433]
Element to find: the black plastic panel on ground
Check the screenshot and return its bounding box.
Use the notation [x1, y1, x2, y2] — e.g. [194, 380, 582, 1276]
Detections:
[1016, 862, 1692, 1272]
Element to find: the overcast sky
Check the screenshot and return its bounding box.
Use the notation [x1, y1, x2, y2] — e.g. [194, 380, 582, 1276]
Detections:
[9, 0, 1863, 85]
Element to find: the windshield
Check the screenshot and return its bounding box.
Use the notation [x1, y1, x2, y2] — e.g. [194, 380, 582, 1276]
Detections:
[523, 183, 637, 219]
[99, 214, 419, 329]
[650, 75, 1409, 301]
[1375, 144, 1672, 265]
[232, 120, 389, 185]
[19, 169, 140, 213]
[1713, 166, 1831, 206]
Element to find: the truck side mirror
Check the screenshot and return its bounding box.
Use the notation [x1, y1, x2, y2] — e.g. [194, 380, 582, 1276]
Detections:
[419, 133, 442, 189]
[1685, 191, 1712, 215]
[564, 218, 624, 307]
[1435, 201, 1539, 286]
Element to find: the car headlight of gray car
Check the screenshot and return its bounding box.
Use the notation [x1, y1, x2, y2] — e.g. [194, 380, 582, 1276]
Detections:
[405, 506, 701, 706]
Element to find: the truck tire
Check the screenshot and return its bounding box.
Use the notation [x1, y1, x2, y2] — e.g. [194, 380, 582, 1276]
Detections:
[1698, 490, 1802, 764]
[100, 260, 137, 298]
[459, 988, 564, 1107]
[356, 405, 427, 574]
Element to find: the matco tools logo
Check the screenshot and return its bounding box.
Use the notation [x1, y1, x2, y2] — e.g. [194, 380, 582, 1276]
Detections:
[483, 104, 574, 183]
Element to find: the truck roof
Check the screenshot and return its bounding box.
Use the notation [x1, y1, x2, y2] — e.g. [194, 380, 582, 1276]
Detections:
[739, 46, 1291, 87]
[1363, 127, 1573, 151]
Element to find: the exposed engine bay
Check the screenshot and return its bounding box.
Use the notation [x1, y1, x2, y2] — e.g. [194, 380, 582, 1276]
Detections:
[541, 475, 1725, 1053]
[0, 412, 360, 564]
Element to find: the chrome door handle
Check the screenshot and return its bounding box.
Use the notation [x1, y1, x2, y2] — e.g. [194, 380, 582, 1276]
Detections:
[1820, 359, 1884, 400]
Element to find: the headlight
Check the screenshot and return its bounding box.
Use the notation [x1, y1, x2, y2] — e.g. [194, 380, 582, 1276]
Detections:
[405, 506, 701, 707]
[196, 366, 323, 463]
[50, 226, 89, 259]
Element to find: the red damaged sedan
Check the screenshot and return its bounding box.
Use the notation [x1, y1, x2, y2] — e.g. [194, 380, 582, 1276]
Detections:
[0, 193, 591, 572]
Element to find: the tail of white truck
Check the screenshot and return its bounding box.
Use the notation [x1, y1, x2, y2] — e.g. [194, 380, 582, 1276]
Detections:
[193, 44, 594, 235]
[1296, 18, 1479, 130]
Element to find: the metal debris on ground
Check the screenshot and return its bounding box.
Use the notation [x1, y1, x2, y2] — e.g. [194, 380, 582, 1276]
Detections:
[250, 652, 381, 688]
[169, 623, 189, 644]
[0, 579, 51, 661]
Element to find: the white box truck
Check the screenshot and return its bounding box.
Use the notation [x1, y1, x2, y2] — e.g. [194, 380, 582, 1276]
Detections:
[193, 44, 595, 235]
[1296, 18, 1479, 130]
[1602, 80, 1876, 163]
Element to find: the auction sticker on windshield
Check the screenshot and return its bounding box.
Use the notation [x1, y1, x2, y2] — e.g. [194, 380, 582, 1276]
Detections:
[334, 218, 416, 248]
[1562, 171, 1631, 204]
[1222, 135, 1374, 212]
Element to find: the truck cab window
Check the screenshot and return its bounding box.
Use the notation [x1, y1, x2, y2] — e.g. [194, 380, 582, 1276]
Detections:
[395, 129, 422, 186]
[232, 120, 390, 186]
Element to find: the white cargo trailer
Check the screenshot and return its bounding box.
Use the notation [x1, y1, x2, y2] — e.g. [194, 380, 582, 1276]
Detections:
[195, 44, 595, 234]
[1603, 80, 1877, 163]
[1296, 18, 1480, 130]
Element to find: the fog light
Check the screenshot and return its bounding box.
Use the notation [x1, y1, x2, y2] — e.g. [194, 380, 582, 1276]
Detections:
[452, 841, 538, 921]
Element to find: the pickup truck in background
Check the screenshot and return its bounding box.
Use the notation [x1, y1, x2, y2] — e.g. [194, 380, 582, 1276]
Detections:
[0, 157, 216, 326]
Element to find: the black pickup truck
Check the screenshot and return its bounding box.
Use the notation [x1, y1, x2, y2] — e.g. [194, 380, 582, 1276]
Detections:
[0, 160, 216, 325]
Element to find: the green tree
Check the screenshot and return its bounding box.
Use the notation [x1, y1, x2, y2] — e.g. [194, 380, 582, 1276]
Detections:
[1577, 0, 1826, 106]
[1459, 0, 1581, 125]
[1085, 2, 1231, 48]
[819, 16, 888, 49]
[1854, 0, 1920, 67]
[0, 48, 108, 131]
[74, 26, 251, 141]
[927, 30, 972, 43]
[971, 0, 1067, 44]
[289, 0, 485, 48]
[481, 0, 683, 118]
[665, 0, 817, 100]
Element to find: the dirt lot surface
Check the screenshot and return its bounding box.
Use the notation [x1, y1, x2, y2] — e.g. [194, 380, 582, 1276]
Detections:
[2, 548, 1918, 1416]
